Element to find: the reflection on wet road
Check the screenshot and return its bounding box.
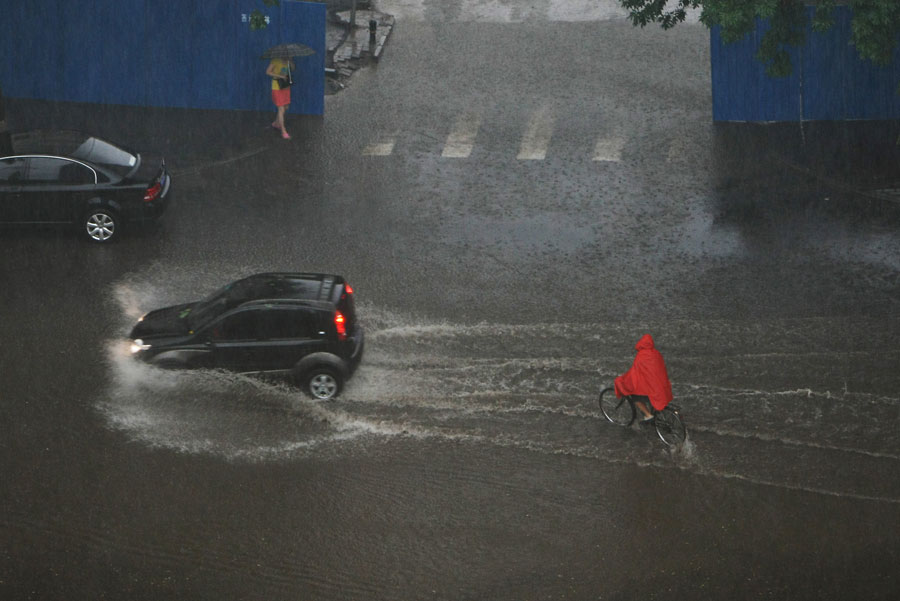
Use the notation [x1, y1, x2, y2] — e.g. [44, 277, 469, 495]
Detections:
[4, 9, 900, 598]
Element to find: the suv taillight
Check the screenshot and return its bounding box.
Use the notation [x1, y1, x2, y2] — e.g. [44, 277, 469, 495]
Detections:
[144, 182, 161, 202]
[334, 311, 347, 340]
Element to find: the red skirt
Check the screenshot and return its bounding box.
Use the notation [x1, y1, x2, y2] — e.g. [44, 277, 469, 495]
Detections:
[272, 88, 291, 107]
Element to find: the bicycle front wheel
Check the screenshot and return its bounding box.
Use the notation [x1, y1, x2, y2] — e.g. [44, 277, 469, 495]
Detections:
[655, 408, 686, 446]
[599, 387, 634, 426]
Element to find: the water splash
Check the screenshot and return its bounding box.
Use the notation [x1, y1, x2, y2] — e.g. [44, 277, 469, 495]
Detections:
[96, 271, 900, 502]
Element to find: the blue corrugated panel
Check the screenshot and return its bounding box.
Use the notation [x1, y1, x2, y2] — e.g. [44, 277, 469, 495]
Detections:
[59, 2, 103, 105]
[145, 2, 194, 108]
[712, 6, 900, 121]
[711, 22, 802, 122]
[802, 6, 848, 120]
[12, 0, 65, 100]
[0, 0, 325, 115]
[282, 0, 326, 116]
[238, 0, 287, 112]
[194, 0, 243, 111]
[803, 6, 900, 120]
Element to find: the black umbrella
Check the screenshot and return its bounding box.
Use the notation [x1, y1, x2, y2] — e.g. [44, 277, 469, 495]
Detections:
[260, 43, 315, 59]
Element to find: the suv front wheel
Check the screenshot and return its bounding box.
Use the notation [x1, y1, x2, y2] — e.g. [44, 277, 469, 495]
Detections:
[304, 367, 342, 401]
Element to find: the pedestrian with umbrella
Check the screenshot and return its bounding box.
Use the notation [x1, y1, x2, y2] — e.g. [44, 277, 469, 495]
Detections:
[262, 43, 315, 140]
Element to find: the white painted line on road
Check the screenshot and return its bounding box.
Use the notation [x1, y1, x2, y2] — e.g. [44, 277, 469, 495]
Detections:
[517, 106, 555, 160]
[362, 136, 396, 156]
[375, 1, 699, 23]
[442, 112, 481, 158]
[547, 0, 628, 22]
[592, 136, 625, 162]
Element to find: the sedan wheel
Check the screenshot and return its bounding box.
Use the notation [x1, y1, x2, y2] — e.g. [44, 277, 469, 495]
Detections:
[84, 209, 118, 243]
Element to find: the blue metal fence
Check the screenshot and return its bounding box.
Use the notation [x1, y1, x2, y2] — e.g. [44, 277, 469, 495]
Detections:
[0, 0, 325, 115]
[711, 6, 900, 122]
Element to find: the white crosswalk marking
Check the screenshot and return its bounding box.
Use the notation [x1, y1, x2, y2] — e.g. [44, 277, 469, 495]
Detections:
[362, 136, 396, 156]
[666, 136, 686, 163]
[442, 112, 481, 158]
[593, 136, 625, 162]
[361, 113, 650, 162]
[547, 0, 629, 22]
[374, 1, 699, 23]
[517, 106, 555, 160]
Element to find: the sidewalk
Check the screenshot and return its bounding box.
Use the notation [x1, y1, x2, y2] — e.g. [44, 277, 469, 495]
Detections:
[325, 5, 395, 93]
[3, 96, 298, 175]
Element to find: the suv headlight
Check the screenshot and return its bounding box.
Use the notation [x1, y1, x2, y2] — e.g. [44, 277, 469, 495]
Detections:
[130, 339, 151, 354]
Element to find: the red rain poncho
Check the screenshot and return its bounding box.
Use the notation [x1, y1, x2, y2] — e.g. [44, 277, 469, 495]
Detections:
[614, 334, 673, 411]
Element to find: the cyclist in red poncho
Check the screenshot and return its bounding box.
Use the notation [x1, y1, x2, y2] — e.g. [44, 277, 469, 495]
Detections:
[614, 334, 673, 422]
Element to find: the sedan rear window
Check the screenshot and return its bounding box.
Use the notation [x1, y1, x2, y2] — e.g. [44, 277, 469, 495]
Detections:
[71, 137, 137, 177]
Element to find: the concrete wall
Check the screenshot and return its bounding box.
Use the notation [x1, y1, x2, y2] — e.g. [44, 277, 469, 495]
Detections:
[711, 6, 900, 122]
[0, 0, 325, 115]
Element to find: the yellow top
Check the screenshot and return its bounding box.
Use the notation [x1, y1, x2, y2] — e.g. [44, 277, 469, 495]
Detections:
[269, 58, 290, 90]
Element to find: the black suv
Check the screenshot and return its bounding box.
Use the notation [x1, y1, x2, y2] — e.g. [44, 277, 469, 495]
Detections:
[128, 273, 363, 400]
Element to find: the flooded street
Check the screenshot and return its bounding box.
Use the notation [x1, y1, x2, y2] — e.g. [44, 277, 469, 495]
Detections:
[100, 276, 900, 505]
[3, 239, 898, 598]
[3, 5, 900, 600]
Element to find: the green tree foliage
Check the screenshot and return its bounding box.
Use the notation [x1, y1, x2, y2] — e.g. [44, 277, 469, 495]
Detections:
[618, 0, 900, 78]
[250, 0, 280, 31]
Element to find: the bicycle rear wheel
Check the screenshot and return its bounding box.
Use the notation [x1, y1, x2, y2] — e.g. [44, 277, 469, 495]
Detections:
[655, 407, 686, 446]
[599, 387, 634, 426]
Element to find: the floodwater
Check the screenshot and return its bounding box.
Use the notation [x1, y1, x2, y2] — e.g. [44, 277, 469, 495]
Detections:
[50, 264, 895, 600]
[102, 272, 900, 502]
[3, 184, 899, 599]
[3, 6, 900, 599]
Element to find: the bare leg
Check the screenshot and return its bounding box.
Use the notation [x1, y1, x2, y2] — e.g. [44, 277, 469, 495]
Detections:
[278, 105, 290, 138]
[635, 401, 653, 419]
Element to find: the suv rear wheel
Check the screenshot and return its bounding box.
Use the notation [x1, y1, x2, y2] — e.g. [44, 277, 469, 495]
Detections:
[304, 368, 342, 401]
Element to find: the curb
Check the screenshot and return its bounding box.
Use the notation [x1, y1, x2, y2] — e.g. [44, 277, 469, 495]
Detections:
[325, 9, 394, 91]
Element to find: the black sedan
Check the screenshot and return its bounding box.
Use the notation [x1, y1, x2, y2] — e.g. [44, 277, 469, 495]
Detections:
[0, 130, 171, 242]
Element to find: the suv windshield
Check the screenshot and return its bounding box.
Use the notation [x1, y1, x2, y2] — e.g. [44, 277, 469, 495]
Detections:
[184, 281, 248, 331]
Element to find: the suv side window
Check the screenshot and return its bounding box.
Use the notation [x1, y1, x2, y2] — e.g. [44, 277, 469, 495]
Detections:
[215, 310, 260, 341]
[266, 307, 315, 340]
[246, 307, 315, 340]
[209, 307, 315, 341]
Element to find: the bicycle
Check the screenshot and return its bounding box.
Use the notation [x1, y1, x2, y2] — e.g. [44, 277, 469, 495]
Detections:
[598, 387, 687, 446]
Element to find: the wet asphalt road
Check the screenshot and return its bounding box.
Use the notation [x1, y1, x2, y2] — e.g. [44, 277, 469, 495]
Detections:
[2, 4, 900, 600]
